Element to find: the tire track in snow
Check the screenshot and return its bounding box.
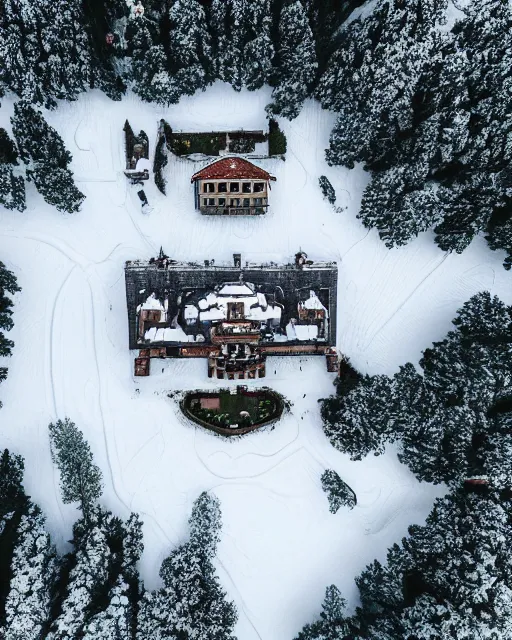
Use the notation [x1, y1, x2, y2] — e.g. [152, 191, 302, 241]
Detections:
[5, 233, 178, 545]
[362, 251, 451, 351]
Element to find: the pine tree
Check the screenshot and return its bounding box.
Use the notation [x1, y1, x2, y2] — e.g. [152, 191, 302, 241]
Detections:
[1, 505, 57, 640]
[137, 492, 237, 640]
[48, 418, 103, 522]
[297, 584, 351, 640]
[168, 0, 212, 97]
[0, 127, 25, 214]
[0, 262, 20, 405]
[321, 470, 356, 513]
[11, 102, 84, 213]
[131, 24, 177, 105]
[244, 0, 275, 91]
[48, 507, 143, 640]
[268, 0, 317, 119]
[358, 164, 440, 247]
[322, 374, 395, 460]
[0, 450, 30, 629]
[210, 0, 245, 91]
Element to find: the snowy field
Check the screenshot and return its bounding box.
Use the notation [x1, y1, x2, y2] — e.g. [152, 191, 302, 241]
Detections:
[0, 84, 510, 640]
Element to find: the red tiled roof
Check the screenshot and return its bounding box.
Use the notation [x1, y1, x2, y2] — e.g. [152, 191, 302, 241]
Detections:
[191, 157, 276, 183]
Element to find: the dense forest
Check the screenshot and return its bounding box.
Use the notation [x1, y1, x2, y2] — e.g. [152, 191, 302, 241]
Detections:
[305, 292, 512, 638]
[1, 0, 510, 267]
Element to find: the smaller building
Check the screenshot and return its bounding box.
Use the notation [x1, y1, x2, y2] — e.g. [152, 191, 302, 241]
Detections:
[191, 157, 276, 215]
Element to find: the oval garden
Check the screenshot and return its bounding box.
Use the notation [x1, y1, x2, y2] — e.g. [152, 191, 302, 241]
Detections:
[181, 386, 285, 436]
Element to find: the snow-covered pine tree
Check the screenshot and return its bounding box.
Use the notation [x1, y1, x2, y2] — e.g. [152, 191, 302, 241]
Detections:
[434, 173, 500, 253]
[209, 0, 245, 91]
[1, 504, 58, 640]
[137, 492, 237, 640]
[321, 469, 356, 513]
[11, 102, 84, 213]
[131, 23, 177, 105]
[358, 164, 440, 247]
[37, 0, 91, 106]
[0, 0, 45, 104]
[0, 450, 30, 628]
[322, 374, 395, 460]
[48, 418, 103, 522]
[0, 262, 20, 403]
[167, 0, 213, 97]
[80, 512, 143, 640]
[0, 129, 26, 213]
[321, 292, 512, 486]
[267, 0, 317, 119]
[296, 584, 351, 640]
[243, 0, 275, 91]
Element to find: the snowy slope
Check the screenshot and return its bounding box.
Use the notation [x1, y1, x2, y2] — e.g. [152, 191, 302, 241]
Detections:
[0, 84, 510, 640]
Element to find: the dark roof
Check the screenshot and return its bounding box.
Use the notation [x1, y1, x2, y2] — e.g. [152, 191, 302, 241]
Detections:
[191, 157, 276, 183]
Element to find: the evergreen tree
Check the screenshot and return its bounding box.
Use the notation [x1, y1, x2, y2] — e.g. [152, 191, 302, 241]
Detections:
[0, 450, 30, 629]
[322, 374, 395, 460]
[0, 126, 25, 215]
[1, 505, 58, 640]
[268, 0, 317, 119]
[321, 470, 356, 513]
[244, 0, 275, 91]
[298, 489, 512, 639]
[168, 0, 212, 97]
[11, 102, 84, 213]
[48, 418, 103, 522]
[297, 584, 351, 640]
[131, 24, 177, 105]
[0, 262, 20, 405]
[137, 492, 237, 640]
[321, 292, 512, 487]
[210, 0, 245, 91]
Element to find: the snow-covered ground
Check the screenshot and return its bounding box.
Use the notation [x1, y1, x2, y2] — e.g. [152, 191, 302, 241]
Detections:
[0, 84, 510, 640]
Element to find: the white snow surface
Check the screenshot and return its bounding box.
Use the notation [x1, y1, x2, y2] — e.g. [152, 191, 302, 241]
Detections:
[0, 83, 511, 640]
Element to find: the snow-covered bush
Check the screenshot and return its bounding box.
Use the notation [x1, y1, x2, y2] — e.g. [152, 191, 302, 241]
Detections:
[321, 469, 356, 513]
[319, 176, 336, 205]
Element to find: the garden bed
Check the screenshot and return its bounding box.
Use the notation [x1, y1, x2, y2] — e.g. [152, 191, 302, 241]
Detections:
[179, 387, 285, 436]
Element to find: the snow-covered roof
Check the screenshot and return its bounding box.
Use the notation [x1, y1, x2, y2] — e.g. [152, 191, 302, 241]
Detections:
[139, 293, 165, 312]
[135, 157, 151, 172]
[184, 305, 199, 319]
[218, 283, 254, 296]
[191, 157, 276, 183]
[294, 325, 319, 341]
[301, 291, 327, 313]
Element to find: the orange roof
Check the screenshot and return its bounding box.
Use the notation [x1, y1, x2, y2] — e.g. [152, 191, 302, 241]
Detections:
[191, 157, 276, 183]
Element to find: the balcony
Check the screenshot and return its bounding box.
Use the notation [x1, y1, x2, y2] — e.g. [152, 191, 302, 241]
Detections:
[211, 322, 261, 345]
[200, 205, 268, 216]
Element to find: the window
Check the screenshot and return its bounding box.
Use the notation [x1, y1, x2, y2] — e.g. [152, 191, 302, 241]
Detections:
[230, 198, 240, 207]
[218, 182, 227, 192]
[242, 182, 252, 193]
[254, 182, 265, 192]
[207, 198, 215, 206]
[218, 197, 226, 206]
[230, 182, 240, 192]
[203, 182, 215, 193]
[243, 198, 250, 207]
[254, 197, 263, 206]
